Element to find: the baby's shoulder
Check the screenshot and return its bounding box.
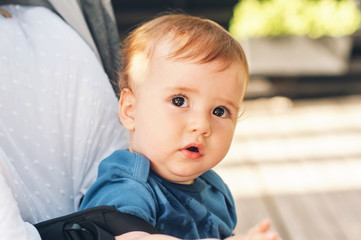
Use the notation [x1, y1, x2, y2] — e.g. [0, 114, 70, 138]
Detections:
[98, 150, 151, 183]
[201, 170, 224, 185]
[201, 170, 233, 200]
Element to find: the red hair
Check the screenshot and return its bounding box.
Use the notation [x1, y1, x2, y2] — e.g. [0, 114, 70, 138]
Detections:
[119, 13, 249, 92]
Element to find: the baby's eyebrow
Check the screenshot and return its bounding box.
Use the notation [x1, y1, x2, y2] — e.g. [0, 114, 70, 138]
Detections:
[166, 86, 199, 94]
[218, 97, 239, 112]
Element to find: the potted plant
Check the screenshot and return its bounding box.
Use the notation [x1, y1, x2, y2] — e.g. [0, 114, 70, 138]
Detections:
[229, 0, 361, 75]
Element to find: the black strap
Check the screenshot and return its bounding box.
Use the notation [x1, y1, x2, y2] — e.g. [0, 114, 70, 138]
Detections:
[64, 222, 113, 240]
[35, 206, 160, 240]
[0, 0, 57, 13]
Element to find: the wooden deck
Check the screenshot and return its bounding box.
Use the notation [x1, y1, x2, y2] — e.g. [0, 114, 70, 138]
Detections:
[215, 94, 361, 240]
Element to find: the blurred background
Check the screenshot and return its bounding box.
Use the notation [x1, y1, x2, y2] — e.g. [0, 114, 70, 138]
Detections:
[111, 1, 361, 239]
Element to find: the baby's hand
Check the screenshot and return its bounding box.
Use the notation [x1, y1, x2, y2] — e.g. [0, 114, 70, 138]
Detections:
[226, 219, 282, 240]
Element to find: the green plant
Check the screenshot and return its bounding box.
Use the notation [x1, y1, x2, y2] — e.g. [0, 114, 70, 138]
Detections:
[229, 0, 361, 39]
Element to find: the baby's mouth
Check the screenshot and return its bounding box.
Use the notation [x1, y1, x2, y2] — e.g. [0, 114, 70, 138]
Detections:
[181, 143, 204, 160]
[187, 146, 199, 153]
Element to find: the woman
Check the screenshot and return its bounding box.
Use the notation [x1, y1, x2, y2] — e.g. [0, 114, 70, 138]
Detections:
[0, 1, 128, 239]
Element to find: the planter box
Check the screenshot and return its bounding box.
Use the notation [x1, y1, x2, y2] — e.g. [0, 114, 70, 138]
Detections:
[241, 36, 353, 76]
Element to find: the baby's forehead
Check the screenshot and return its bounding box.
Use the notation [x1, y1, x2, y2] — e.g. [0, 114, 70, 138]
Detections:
[130, 35, 248, 90]
[151, 37, 238, 69]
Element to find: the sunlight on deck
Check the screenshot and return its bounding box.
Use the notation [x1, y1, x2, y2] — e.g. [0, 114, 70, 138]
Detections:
[216, 95, 361, 197]
[214, 95, 361, 240]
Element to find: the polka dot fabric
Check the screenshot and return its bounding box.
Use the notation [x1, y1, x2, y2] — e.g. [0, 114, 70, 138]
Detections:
[0, 5, 128, 223]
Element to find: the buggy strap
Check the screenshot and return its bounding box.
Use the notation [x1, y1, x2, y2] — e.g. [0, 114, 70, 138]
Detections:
[34, 205, 160, 240]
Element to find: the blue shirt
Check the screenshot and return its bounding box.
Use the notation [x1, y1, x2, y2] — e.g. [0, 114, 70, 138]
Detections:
[79, 150, 237, 239]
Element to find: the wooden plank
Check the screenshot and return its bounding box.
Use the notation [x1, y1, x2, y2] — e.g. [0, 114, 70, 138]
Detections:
[234, 189, 361, 240]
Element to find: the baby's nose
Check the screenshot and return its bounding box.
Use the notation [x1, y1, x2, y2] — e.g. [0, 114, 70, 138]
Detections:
[190, 113, 211, 137]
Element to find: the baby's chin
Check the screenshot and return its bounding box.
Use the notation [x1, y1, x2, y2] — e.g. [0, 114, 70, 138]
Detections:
[152, 167, 198, 185]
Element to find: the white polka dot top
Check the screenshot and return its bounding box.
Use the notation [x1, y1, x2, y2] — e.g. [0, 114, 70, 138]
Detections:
[0, 4, 128, 224]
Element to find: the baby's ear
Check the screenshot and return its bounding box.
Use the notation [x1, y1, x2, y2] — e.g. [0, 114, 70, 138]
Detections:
[119, 88, 136, 131]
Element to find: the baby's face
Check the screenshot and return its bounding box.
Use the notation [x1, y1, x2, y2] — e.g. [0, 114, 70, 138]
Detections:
[126, 45, 247, 184]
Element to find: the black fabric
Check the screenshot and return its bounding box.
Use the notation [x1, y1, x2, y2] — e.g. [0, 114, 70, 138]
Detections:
[35, 205, 160, 240]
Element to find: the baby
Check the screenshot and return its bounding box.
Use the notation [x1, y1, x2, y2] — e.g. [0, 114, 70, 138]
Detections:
[80, 13, 281, 240]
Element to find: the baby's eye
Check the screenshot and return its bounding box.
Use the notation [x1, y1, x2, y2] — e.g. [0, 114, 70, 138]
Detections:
[213, 106, 229, 118]
[171, 96, 189, 108]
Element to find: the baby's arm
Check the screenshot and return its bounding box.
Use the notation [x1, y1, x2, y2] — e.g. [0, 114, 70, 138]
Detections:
[116, 232, 221, 240]
[115, 232, 179, 240]
[115, 219, 281, 240]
